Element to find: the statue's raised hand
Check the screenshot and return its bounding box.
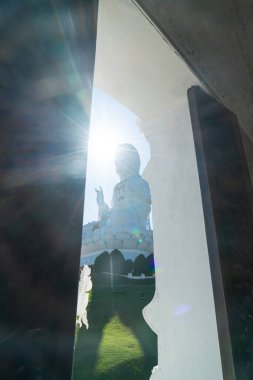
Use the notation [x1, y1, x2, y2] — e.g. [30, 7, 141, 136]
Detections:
[95, 186, 104, 206]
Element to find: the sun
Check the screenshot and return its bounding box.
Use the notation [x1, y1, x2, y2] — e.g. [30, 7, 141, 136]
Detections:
[88, 128, 120, 165]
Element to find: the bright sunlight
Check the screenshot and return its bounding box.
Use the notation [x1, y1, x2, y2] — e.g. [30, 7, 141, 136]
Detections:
[83, 87, 150, 224]
[88, 129, 120, 165]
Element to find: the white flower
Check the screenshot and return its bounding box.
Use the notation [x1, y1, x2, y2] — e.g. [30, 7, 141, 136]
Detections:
[76, 265, 92, 329]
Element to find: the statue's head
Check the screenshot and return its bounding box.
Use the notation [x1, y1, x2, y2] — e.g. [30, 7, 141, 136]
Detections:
[115, 143, 140, 181]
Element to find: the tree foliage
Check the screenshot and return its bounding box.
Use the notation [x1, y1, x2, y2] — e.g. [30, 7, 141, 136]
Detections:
[94, 251, 110, 273]
[110, 249, 127, 275]
[133, 254, 148, 276]
[146, 254, 155, 276]
[125, 259, 133, 273]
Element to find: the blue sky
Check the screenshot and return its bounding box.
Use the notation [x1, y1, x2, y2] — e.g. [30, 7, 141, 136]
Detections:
[83, 87, 150, 225]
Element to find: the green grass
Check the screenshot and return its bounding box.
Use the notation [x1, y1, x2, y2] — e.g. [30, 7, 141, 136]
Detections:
[72, 273, 157, 380]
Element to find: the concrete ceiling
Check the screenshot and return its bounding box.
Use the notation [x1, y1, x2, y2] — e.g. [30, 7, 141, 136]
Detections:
[93, 0, 253, 180]
[93, 0, 199, 122]
[133, 0, 253, 141]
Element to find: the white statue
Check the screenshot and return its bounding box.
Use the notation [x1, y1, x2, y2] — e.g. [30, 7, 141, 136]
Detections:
[81, 143, 153, 260]
[76, 265, 92, 329]
[95, 143, 151, 228]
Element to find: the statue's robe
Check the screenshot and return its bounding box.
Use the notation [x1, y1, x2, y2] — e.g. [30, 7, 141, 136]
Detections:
[99, 174, 151, 228]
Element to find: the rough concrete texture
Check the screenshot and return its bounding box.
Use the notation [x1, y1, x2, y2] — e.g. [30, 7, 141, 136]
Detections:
[134, 0, 253, 153]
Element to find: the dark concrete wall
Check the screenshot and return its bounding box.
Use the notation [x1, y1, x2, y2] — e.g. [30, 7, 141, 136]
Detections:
[0, 1, 98, 379]
[189, 86, 253, 380]
[134, 0, 253, 182]
[242, 130, 253, 183]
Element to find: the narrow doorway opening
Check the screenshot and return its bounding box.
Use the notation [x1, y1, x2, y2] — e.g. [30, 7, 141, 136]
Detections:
[72, 1, 224, 379]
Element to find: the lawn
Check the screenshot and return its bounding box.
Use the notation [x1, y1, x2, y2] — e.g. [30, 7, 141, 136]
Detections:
[72, 273, 157, 380]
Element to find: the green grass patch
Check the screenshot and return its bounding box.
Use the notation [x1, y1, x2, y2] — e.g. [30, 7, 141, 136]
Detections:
[72, 273, 157, 380]
[95, 314, 144, 375]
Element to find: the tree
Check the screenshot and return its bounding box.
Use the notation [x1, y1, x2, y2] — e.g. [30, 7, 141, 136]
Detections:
[110, 249, 127, 274]
[94, 251, 110, 273]
[125, 259, 133, 273]
[133, 254, 148, 276]
[146, 254, 155, 276]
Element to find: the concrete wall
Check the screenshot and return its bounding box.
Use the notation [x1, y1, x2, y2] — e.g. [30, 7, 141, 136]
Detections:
[134, 0, 253, 186]
[139, 97, 223, 380]
[93, 1, 226, 378]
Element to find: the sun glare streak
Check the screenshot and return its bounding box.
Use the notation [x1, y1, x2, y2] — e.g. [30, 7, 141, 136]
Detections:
[83, 87, 151, 224]
[88, 128, 121, 165]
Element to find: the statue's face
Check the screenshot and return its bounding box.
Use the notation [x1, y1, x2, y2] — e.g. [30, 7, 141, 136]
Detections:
[115, 155, 130, 181]
[115, 144, 140, 181]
